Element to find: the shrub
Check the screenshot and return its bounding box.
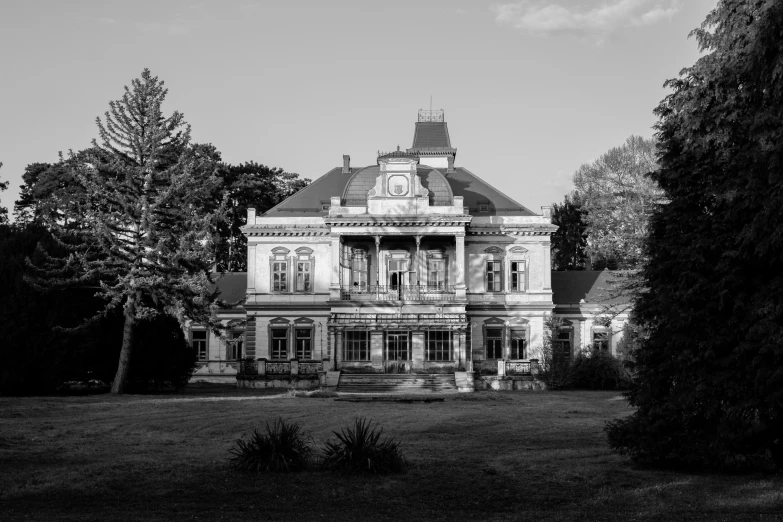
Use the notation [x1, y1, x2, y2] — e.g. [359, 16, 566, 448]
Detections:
[571, 350, 633, 390]
[321, 417, 408, 474]
[229, 418, 314, 472]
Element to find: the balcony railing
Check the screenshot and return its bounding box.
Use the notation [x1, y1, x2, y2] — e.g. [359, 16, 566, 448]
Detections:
[340, 285, 456, 301]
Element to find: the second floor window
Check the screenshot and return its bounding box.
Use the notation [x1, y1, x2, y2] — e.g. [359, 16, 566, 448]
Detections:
[486, 261, 501, 292]
[271, 328, 288, 360]
[272, 261, 288, 292]
[351, 253, 368, 289]
[296, 261, 311, 292]
[428, 259, 446, 289]
[510, 261, 525, 292]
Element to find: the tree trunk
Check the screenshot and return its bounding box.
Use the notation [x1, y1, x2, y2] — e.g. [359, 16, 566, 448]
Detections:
[110, 296, 136, 394]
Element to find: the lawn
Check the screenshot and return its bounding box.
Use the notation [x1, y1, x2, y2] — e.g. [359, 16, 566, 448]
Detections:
[0, 386, 781, 521]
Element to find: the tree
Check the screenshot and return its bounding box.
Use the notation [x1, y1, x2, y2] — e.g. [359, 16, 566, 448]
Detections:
[0, 162, 8, 224]
[606, 0, 783, 471]
[573, 136, 662, 270]
[14, 154, 93, 227]
[36, 69, 226, 394]
[550, 192, 588, 270]
[216, 162, 308, 272]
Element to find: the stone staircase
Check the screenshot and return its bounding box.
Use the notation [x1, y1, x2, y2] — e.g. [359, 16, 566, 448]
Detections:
[336, 373, 458, 394]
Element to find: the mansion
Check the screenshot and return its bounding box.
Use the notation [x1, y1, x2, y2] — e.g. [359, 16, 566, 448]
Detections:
[191, 111, 628, 388]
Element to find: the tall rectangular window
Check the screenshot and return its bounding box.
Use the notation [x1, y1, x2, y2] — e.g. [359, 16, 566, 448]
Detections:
[426, 330, 452, 361]
[351, 254, 368, 289]
[295, 328, 312, 359]
[592, 331, 609, 352]
[295, 261, 311, 292]
[485, 328, 503, 359]
[271, 328, 288, 360]
[486, 261, 501, 292]
[227, 331, 243, 360]
[554, 330, 572, 358]
[510, 329, 526, 359]
[192, 330, 208, 361]
[510, 261, 525, 292]
[428, 259, 446, 289]
[272, 261, 288, 292]
[343, 330, 369, 361]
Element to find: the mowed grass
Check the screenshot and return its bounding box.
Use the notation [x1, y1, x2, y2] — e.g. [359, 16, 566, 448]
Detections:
[1, 386, 781, 521]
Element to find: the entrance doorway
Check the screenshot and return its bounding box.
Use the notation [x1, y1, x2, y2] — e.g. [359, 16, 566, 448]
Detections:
[384, 330, 410, 373]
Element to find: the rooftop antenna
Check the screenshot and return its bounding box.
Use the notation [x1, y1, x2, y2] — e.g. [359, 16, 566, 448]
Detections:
[430, 95, 432, 111]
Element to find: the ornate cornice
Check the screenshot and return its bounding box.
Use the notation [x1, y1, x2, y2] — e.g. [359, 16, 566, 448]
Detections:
[242, 226, 330, 237]
[324, 216, 471, 227]
[467, 225, 556, 237]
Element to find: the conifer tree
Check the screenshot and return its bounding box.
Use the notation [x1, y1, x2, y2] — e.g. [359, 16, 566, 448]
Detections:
[550, 192, 588, 271]
[607, 0, 783, 470]
[0, 163, 8, 224]
[43, 69, 225, 394]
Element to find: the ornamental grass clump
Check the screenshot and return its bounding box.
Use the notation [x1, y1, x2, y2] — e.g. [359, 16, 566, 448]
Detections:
[229, 418, 314, 472]
[321, 417, 408, 474]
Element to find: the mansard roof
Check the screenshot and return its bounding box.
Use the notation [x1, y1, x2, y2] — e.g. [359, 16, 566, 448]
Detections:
[264, 165, 535, 216]
[411, 122, 452, 149]
[551, 271, 630, 306]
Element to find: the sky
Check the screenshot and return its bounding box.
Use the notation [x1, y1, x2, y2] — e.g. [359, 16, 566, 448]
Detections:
[0, 0, 718, 218]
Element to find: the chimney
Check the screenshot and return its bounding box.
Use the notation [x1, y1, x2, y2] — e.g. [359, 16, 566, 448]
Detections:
[342, 155, 351, 174]
[447, 155, 455, 173]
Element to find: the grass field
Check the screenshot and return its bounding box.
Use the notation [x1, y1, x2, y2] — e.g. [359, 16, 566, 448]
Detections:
[1, 386, 781, 521]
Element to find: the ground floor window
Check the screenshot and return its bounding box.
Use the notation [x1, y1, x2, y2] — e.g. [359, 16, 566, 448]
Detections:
[426, 330, 452, 361]
[271, 328, 288, 360]
[295, 328, 312, 359]
[592, 330, 609, 352]
[510, 329, 526, 359]
[385, 331, 410, 361]
[227, 330, 243, 361]
[192, 330, 208, 361]
[344, 330, 369, 361]
[485, 328, 503, 359]
[554, 330, 572, 358]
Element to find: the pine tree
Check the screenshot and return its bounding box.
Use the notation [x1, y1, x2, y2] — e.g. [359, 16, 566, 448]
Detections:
[606, 0, 783, 471]
[0, 163, 8, 224]
[550, 192, 588, 271]
[40, 69, 225, 394]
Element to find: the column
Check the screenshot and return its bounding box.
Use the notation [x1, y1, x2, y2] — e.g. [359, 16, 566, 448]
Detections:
[330, 234, 341, 299]
[415, 235, 422, 287]
[543, 241, 552, 290]
[335, 329, 344, 368]
[375, 236, 381, 287]
[455, 233, 466, 299]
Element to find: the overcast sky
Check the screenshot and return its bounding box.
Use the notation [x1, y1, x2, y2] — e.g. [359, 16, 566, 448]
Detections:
[0, 0, 718, 218]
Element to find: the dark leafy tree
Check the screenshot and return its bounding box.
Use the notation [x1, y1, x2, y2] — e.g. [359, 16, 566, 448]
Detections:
[606, 0, 783, 471]
[216, 162, 308, 272]
[14, 154, 94, 227]
[33, 69, 226, 394]
[0, 223, 196, 394]
[573, 136, 662, 270]
[551, 192, 588, 270]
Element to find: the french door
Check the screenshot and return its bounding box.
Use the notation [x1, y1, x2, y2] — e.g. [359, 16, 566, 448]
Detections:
[384, 331, 410, 373]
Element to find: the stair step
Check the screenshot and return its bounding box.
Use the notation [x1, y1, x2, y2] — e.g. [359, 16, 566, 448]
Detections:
[337, 373, 458, 394]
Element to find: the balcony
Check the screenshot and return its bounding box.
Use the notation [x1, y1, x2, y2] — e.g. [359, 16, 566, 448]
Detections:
[339, 285, 457, 302]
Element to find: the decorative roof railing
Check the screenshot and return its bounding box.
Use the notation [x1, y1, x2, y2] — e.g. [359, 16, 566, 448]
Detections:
[418, 109, 444, 122]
